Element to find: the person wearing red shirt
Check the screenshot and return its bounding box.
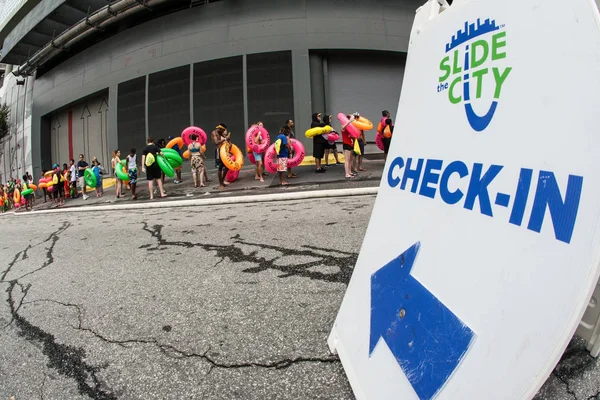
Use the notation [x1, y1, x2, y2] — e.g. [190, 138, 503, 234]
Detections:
[341, 114, 357, 179]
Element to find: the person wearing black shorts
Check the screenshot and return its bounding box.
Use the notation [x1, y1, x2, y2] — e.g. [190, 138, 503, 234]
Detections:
[51, 165, 65, 207]
[212, 124, 230, 189]
[323, 114, 341, 166]
[141, 137, 166, 200]
[311, 113, 327, 173]
[380, 110, 394, 159]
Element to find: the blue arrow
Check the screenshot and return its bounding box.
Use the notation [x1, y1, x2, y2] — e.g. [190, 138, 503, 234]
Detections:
[370, 242, 475, 400]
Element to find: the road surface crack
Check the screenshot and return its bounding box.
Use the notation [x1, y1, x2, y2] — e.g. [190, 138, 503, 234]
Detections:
[32, 301, 341, 375]
[14, 221, 71, 281]
[141, 223, 356, 283]
[6, 282, 116, 399]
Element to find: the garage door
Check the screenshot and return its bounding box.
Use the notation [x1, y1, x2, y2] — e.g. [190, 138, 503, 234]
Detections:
[327, 52, 405, 142]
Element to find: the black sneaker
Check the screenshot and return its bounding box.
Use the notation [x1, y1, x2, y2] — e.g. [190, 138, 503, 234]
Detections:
[315, 168, 326, 173]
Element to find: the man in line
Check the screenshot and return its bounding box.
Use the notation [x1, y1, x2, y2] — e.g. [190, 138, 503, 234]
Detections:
[69, 159, 77, 198]
[212, 123, 230, 189]
[285, 119, 298, 179]
[311, 113, 327, 173]
[77, 154, 89, 200]
[167, 135, 183, 185]
[378, 110, 395, 160]
[141, 137, 167, 200]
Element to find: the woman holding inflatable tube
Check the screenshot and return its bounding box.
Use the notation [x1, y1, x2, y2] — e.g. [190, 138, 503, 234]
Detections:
[340, 114, 358, 179]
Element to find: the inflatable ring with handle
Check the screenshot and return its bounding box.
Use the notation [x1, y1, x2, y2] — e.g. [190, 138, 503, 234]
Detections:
[157, 154, 175, 178]
[337, 113, 361, 139]
[245, 125, 270, 153]
[305, 125, 332, 138]
[84, 168, 97, 188]
[352, 116, 373, 131]
[287, 139, 306, 168]
[219, 143, 244, 171]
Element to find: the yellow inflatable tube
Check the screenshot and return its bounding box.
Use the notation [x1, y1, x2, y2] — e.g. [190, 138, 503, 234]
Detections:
[305, 125, 332, 138]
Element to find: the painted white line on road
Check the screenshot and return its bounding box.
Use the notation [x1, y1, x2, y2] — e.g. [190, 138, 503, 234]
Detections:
[1, 187, 379, 217]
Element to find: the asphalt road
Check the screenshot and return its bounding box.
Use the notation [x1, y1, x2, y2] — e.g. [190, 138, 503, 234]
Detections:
[0, 195, 597, 399]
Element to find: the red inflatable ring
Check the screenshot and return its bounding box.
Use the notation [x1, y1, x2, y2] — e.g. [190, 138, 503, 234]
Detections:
[245, 125, 270, 153]
[287, 139, 305, 168]
[182, 126, 207, 146]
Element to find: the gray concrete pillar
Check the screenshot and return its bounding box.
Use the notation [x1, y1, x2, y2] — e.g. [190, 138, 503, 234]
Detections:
[293, 49, 315, 153]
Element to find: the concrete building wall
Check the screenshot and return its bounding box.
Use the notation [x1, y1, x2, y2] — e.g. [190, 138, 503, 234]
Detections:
[48, 92, 109, 171]
[19, 0, 422, 177]
[0, 71, 33, 182]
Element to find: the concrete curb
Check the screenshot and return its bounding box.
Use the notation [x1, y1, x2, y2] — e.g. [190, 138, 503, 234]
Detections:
[1, 187, 379, 217]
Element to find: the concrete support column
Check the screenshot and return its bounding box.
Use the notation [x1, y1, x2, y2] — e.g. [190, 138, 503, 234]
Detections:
[293, 48, 314, 153]
[309, 52, 325, 116]
[107, 83, 119, 174]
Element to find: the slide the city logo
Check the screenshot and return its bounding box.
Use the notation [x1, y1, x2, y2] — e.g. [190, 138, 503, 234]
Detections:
[437, 19, 512, 132]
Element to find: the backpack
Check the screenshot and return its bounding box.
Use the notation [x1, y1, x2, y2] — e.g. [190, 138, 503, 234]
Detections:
[145, 153, 155, 167]
[275, 139, 282, 155]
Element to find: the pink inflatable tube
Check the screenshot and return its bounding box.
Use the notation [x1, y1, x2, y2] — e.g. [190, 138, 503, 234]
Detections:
[375, 133, 385, 151]
[245, 125, 270, 153]
[264, 144, 278, 173]
[226, 169, 239, 182]
[287, 139, 305, 168]
[181, 126, 207, 146]
[337, 113, 360, 139]
[327, 132, 340, 144]
[248, 151, 257, 165]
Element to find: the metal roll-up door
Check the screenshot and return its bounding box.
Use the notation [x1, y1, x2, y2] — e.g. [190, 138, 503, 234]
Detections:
[327, 52, 405, 142]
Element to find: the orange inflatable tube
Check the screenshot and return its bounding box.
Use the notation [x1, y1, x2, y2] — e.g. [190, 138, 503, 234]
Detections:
[219, 143, 244, 171]
[167, 137, 184, 149]
[352, 116, 373, 131]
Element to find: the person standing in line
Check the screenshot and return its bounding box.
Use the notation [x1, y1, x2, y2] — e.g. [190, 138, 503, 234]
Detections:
[378, 110, 395, 160]
[141, 137, 167, 200]
[91, 157, 105, 196]
[188, 134, 206, 188]
[311, 113, 327, 173]
[341, 114, 357, 179]
[51, 164, 65, 207]
[276, 126, 292, 186]
[353, 129, 366, 173]
[157, 138, 167, 186]
[92, 158, 104, 198]
[77, 154, 89, 200]
[69, 159, 77, 199]
[285, 119, 297, 179]
[61, 163, 69, 201]
[323, 114, 342, 167]
[212, 124, 230, 190]
[167, 135, 183, 185]
[126, 148, 138, 200]
[252, 122, 265, 183]
[111, 150, 125, 199]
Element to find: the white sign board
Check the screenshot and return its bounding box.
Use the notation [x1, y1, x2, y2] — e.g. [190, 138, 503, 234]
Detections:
[328, 0, 600, 399]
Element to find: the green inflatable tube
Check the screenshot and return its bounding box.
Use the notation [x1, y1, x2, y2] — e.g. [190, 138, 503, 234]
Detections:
[157, 155, 175, 178]
[21, 188, 33, 196]
[115, 165, 129, 181]
[84, 168, 97, 188]
[166, 157, 181, 169]
[162, 149, 183, 161]
[161, 147, 180, 157]
[162, 150, 183, 168]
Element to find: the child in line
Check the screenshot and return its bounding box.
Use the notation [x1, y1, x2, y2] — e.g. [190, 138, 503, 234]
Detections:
[126, 148, 138, 200]
[92, 159, 104, 197]
[275, 126, 292, 186]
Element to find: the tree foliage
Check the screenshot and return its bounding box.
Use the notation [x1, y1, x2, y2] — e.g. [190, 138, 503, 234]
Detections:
[0, 104, 9, 141]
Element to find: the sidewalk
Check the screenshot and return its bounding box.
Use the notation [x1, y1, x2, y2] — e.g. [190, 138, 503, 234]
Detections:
[26, 154, 385, 212]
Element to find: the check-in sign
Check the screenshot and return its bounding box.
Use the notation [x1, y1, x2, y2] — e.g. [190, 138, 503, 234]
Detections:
[328, 1, 600, 399]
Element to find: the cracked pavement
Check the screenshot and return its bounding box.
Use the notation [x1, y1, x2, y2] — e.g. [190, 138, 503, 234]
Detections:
[0, 195, 598, 399]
